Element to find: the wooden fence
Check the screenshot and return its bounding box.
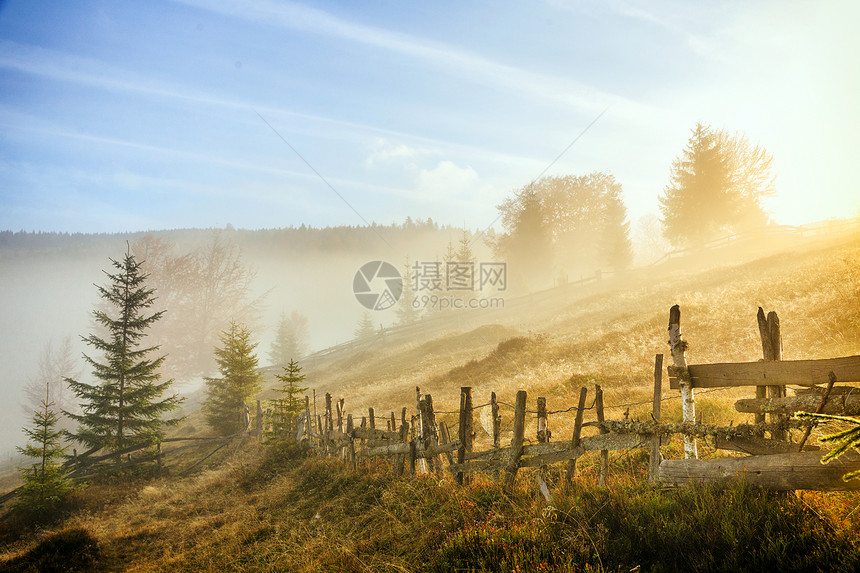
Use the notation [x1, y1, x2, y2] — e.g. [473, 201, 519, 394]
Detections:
[288, 305, 860, 494]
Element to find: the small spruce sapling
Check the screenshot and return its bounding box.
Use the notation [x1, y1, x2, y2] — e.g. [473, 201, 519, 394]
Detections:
[16, 384, 75, 518]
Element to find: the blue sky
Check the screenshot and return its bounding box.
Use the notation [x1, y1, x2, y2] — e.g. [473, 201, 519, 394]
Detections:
[1, 0, 858, 234]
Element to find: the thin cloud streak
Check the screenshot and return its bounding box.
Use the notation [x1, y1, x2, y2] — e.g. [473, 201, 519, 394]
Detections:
[170, 0, 649, 116]
[0, 40, 549, 173]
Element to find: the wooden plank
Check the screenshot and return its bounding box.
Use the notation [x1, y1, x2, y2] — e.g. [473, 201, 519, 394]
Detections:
[351, 427, 400, 441]
[452, 433, 647, 473]
[658, 451, 860, 491]
[520, 433, 646, 468]
[735, 392, 860, 416]
[669, 355, 860, 389]
[715, 435, 820, 455]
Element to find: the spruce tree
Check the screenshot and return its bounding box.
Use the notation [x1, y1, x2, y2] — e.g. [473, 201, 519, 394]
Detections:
[269, 358, 308, 439]
[65, 249, 182, 459]
[16, 384, 74, 517]
[395, 256, 421, 326]
[203, 320, 263, 435]
[659, 123, 775, 247]
[354, 312, 376, 340]
[268, 310, 309, 367]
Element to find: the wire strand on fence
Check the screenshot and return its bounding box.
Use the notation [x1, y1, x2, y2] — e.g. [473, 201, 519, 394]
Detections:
[344, 386, 736, 421]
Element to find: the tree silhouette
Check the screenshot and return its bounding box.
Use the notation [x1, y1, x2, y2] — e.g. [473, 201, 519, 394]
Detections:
[269, 310, 310, 367]
[659, 123, 775, 246]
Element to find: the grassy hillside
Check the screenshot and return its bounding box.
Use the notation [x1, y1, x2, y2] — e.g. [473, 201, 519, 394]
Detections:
[2, 231, 860, 572]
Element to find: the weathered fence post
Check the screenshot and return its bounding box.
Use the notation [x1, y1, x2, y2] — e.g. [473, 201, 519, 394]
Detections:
[758, 308, 787, 440]
[456, 387, 473, 485]
[535, 396, 553, 502]
[490, 391, 501, 482]
[325, 393, 333, 454]
[415, 386, 426, 474]
[438, 421, 456, 467]
[393, 408, 408, 474]
[504, 390, 528, 489]
[566, 386, 588, 482]
[369, 408, 376, 429]
[395, 417, 409, 476]
[256, 400, 263, 442]
[359, 416, 367, 465]
[537, 397, 549, 443]
[669, 305, 697, 459]
[491, 391, 501, 450]
[596, 385, 608, 486]
[649, 354, 663, 485]
[346, 414, 355, 470]
[425, 394, 444, 475]
[418, 397, 435, 474]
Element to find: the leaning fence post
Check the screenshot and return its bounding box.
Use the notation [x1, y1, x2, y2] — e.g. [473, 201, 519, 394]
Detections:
[438, 421, 456, 467]
[669, 305, 697, 459]
[649, 354, 664, 485]
[504, 390, 528, 490]
[456, 387, 473, 485]
[596, 385, 608, 486]
[566, 387, 588, 482]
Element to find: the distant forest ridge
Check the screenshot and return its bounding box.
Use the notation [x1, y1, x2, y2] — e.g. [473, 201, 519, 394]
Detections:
[0, 218, 477, 256]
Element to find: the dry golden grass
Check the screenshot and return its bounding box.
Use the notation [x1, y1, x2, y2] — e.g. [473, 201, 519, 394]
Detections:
[2, 232, 859, 572]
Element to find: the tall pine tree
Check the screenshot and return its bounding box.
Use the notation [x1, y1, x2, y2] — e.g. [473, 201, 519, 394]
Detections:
[203, 320, 263, 435]
[16, 383, 74, 517]
[65, 249, 182, 459]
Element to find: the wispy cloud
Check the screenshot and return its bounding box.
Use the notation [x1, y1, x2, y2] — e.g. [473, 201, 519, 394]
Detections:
[170, 0, 641, 115]
[363, 138, 440, 169]
[0, 39, 550, 173]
